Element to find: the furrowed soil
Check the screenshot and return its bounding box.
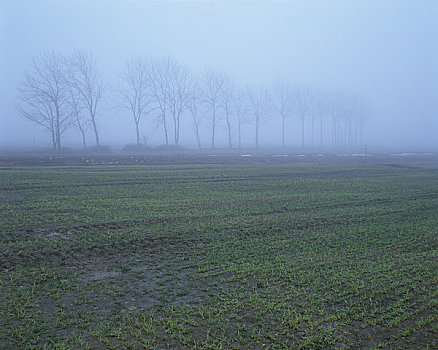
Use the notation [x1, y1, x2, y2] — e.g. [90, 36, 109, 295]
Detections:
[1, 159, 437, 349]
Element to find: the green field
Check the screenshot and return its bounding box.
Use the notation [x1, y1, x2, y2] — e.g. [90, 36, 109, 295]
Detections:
[1, 162, 438, 349]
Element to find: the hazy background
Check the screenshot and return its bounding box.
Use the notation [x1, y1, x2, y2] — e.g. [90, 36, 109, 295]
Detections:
[1, 0, 437, 150]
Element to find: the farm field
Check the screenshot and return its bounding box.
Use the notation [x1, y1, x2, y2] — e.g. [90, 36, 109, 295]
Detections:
[1, 161, 438, 349]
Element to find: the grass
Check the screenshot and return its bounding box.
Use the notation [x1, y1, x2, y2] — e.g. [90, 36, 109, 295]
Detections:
[0, 162, 437, 349]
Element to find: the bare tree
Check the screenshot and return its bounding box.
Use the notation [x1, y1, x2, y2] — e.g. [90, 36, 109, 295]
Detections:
[351, 97, 370, 146]
[291, 87, 311, 148]
[65, 77, 89, 148]
[166, 59, 193, 146]
[68, 51, 103, 146]
[246, 87, 271, 148]
[273, 82, 292, 148]
[220, 75, 235, 148]
[118, 57, 154, 145]
[17, 51, 71, 150]
[330, 93, 354, 147]
[187, 81, 203, 149]
[345, 97, 355, 146]
[327, 92, 352, 147]
[328, 92, 343, 147]
[315, 89, 329, 147]
[202, 69, 225, 149]
[148, 57, 171, 146]
[234, 89, 248, 149]
[308, 88, 328, 148]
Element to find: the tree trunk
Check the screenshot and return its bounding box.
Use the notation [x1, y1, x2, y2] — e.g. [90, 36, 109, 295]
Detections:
[211, 120, 215, 149]
[80, 128, 87, 148]
[282, 117, 285, 148]
[76, 113, 87, 148]
[211, 109, 216, 149]
[311, 119, 315, 148]
[227, 118, 232, 148]
[331, 118, 335, 147]
[195, 125, 201, 149]
[51, 128, 57, 150]
[176, 113, 180, 146]
[320, 118, 323, 147]
[344, 123, 348, 146]
[162, 112, 168, 146]
[354, 125, 358, 145]
[135, 120, 140, 145]
[55, 108, 61, 150]
[172, 111, 178, 145]
[255, 117, 259, 148]
[238, 120, 242, 149]
[338, 121, 342, 147]
[91, 114, 100, 146]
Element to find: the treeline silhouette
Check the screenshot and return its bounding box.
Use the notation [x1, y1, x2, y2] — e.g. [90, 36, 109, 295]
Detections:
[18, 50, 369, 150]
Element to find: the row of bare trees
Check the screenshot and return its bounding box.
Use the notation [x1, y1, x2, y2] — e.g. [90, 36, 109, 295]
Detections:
[18, 51, 369, 150]
[118, 57, 370, 149]
[273, 85, 370, 148]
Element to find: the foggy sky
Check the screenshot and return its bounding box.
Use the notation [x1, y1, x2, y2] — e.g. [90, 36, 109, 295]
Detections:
[1, 0, 437, 149]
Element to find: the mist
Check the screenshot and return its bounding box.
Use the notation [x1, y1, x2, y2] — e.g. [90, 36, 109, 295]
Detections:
[1, 0, 437, 150]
